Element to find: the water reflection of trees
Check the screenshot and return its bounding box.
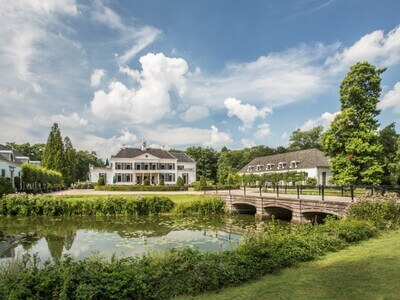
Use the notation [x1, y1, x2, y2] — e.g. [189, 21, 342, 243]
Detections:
[0, 215, 256, 261]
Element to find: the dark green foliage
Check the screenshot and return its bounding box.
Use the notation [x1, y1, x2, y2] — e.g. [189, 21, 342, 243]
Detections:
[378, 123, 399, 185]
[143, 179, 150, 186]
[176, 176, 184, 187]
[74, 181, 94, 189]
[75, 150, 105, 181]
[95, 185, 187, 192]
[0, 217, 378, 299]
[14, 176, 21, 190]
[0, 177, 14, 197]
[289, 126, 323, 151]
[21, 163, 63, 190]
[41, 123, 65, 174]
[193, 184, 240, 191]
[63, 137, 76, 186]
[97, 177, 105, 186]
[186, 146, 219, 181]
[159, 178, 165, 186]
[0, 195, 175, 216]
[5, 142, 45, 161]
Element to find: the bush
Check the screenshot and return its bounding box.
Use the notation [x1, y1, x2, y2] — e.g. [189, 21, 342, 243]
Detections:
[174, 196, 225, 214]
[159, 178, 165, 186]
[14, 176, 21, 190]
[0, 217, 379, 299]
[306, 177, 317, 186]
[74, 181, 94, 189]
[95, 185, 187, 192]
[0, 194, 175, 216]
[193, 182, 240, 191]
[348, 192, 400, 229]
[199, 176, 207, 190]
[0, 177, 14, 197]
[21, 163, 63, 189]
[176, 176, 184, 187]
[97, 177, 105, 186]
[143, 179, 150, 186]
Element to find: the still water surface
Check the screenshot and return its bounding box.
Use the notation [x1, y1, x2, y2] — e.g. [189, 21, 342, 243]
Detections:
[0, 215, 259, 263]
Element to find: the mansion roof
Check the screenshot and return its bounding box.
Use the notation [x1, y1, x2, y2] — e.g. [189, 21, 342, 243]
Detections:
[0, 144, 23, 165]
[239, 148, 330, 173]
[112, 147, 195, 163]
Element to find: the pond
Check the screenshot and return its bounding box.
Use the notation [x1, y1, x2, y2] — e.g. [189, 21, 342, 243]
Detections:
[0, 215, 260, 264]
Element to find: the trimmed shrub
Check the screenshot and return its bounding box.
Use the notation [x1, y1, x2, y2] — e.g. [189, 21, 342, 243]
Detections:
[95, 185, 187, 192]
[0, 177, 14, 197]
[0, 194, 175, 216]
[159, 178, 165, 186]
[143, 179, 150, 186]
[176, 176, 184, 187]
[174, 196, 225, 214]
[97, 177, 105, 186]
[306, 177, 317, 186]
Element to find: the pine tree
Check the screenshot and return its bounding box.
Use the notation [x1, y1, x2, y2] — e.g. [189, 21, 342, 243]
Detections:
[322, 62, 384, 185]
[42, 123, 65, 174]
[63, 136, 76, 186]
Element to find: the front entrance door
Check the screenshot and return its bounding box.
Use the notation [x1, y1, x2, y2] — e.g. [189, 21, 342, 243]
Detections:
[182, 173, 188, 184]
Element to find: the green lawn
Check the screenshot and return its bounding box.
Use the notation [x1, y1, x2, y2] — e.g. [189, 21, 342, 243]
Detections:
[182, 230, 400, 300]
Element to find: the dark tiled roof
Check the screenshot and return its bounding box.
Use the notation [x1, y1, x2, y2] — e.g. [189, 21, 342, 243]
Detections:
[0, 145, 11, 151]
[239, 148, 330, 173]
[170, 152, 195, 163]
[112, 148, 177, 159]
[0, 144, 23, 165]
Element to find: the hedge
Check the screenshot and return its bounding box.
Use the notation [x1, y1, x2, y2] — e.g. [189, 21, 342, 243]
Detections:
[193, 184, 240, 191]
[95, 185, 188, 192]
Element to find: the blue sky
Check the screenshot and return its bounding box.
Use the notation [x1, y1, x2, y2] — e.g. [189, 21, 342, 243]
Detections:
[1, 0, 400, 158]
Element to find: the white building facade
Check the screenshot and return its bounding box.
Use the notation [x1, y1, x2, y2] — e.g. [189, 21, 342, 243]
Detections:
[89, 146, 196, 185]
[0, 145, 23, 188]
[239, 148, 332, 185]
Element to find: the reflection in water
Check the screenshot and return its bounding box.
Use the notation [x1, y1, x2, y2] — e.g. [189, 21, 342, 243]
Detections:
[0, 215, 258, 263]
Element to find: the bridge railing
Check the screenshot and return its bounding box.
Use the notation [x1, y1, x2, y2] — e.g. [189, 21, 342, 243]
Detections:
[206, 184, 400, 202]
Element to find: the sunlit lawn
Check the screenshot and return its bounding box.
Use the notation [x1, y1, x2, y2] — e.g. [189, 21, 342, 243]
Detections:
[181, 230, 400, 300]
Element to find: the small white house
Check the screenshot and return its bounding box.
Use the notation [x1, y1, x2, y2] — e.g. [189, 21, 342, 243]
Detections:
[0, 145, 23, 188]
[239, 148, 332, 185]
[89, 145, 196, 185]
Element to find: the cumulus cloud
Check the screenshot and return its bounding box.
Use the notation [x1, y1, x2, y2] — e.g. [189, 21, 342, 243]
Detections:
[33, 112, 89, 129]
[180, 105, 210, 122]
[300, 111, 339, 131]
[91, 53, 188, 124]
[119, 65, 140, 81]
[379, 82, 400, 113]
[204, 126, 232, 148]
[90, 69, 106, 87]
[241, 139, 256, 148]
[224, 98, 272, 130]
[326, 26, 400, 72]
[254, 123, 271, 139]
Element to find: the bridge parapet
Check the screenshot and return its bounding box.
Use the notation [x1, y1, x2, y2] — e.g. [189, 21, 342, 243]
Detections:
[221, 194, 352, 223]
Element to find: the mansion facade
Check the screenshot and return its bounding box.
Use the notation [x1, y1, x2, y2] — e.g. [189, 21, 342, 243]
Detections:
[239, 148, 332, 185]
[89, 145, 196, 185]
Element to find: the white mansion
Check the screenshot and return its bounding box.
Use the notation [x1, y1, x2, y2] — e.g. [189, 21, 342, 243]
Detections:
[239, 148, 332, 185]
[89, 145, 196, 185]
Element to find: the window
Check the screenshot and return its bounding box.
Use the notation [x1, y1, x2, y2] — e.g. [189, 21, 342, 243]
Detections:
[1, 169, 5, 177]
[277, 162, 287, 169]
[115, 173, 132, 183]
[247, 166, 254, 172]
[116, 163, 122, 170]
[256, 165, 263, 171]
[290, 161, 300, 168]
[160, 173, 175, 182]
[266, 163, 275, 170]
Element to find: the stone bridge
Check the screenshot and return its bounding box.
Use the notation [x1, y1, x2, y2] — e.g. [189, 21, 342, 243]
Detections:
[221, 194, 352, 223]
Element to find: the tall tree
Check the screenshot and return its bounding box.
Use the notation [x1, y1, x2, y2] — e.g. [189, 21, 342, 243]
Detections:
[379, 123, 399, 184]
[322, 62, 384, 185]
[63, 137, 76, 186]
[289, 126, 323, 151]
[388, 137, 400, 186]
[185, 146, 219, 182]
[75, 150, 105, 181]
[6, 142, 45, 161]
[42, 123, 65, 174]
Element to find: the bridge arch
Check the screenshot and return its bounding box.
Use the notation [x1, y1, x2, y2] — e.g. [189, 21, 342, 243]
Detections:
[263, 205, 293, 221]
[301, 210, 340, 224]
[232, 203, 257, 215]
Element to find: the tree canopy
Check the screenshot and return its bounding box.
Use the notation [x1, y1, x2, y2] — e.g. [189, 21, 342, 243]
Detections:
[322, 62, 384, 185]
[289, 126, 323, 151]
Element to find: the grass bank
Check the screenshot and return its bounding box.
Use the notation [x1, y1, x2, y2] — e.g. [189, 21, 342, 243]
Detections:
[188, 230, 400, 300]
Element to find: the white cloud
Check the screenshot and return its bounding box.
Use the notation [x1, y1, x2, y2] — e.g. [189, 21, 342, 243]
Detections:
[300, 111, 339, 131]
[140, 125, 210, 146]
[326, 26, 400, 72]
[34, 112, 89, 129]
[90, 69, 106, 87]
[241, 139, 256, 148]
[224, 98, 272, 130]
[204, 126, 232, 148]
[254, 123, 271, 139]
[281, 131, 289, 140]
[180, 105, 209, 122]
[379, 82, 400, 113]
[119, 65, 140, 81]
[91, 53, 188, 124]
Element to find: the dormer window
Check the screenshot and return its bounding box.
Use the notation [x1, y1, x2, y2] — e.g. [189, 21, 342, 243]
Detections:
[290, 161, 300, 168]
[278, 162, 287, 170]
[247, 166, 254, 172]
[256, 165, 263, 171]
[266, 163, 275, 170]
